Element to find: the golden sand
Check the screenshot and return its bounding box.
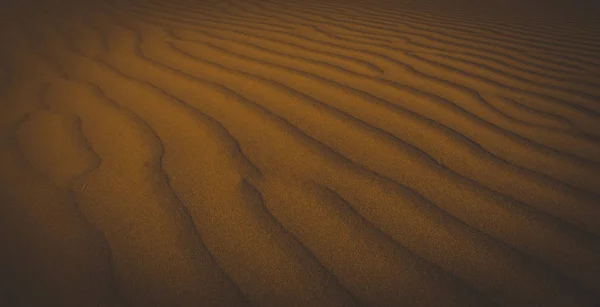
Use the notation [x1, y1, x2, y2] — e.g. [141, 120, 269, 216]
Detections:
[1, 0, 599, 305]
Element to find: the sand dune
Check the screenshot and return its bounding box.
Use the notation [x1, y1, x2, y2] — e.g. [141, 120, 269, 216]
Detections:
[1, 0, 599, 306]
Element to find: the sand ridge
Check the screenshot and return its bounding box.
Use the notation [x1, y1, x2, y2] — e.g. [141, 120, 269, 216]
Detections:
[1, 0, 599, 306]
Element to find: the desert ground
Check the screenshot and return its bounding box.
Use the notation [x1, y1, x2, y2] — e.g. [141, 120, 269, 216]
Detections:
[1, 0, 600, 306]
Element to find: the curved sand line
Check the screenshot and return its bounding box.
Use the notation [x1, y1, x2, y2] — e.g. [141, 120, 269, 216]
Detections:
[1, 0, 600, 306]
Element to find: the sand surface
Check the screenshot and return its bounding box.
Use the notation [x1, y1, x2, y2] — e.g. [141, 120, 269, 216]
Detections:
[1, 0, 600, 306]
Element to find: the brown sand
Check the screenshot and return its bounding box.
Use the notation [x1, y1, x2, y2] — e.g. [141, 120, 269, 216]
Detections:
[1, 0, 600, 305]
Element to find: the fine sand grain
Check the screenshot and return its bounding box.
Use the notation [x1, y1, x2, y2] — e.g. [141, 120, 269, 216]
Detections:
[1, 0, 599, 306]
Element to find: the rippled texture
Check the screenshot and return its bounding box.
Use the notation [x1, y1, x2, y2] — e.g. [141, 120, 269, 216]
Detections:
[1, 0, 600, 306]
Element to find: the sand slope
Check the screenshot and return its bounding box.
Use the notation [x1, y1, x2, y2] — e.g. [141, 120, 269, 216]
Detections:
[1, 0, 600, 306]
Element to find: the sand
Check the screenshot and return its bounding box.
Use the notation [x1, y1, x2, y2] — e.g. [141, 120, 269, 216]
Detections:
[1, 0, 599, 305]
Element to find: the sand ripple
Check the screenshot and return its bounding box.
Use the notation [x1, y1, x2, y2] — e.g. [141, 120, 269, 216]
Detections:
[1, 0, 599, 306]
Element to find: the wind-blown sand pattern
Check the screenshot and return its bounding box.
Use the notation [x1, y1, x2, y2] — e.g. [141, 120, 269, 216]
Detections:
[1, 0, 600, 305]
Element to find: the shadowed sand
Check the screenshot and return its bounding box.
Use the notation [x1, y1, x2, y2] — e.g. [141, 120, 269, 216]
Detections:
[1, 0, 600, 306]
